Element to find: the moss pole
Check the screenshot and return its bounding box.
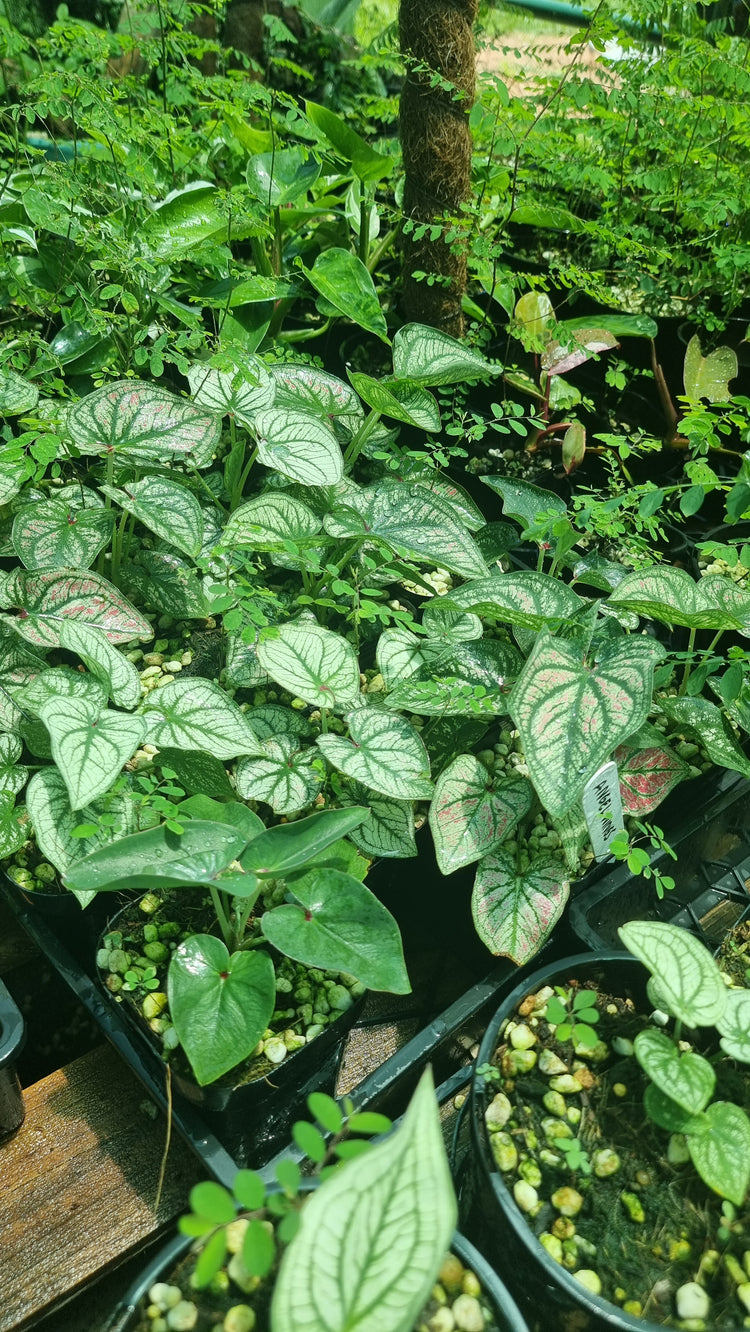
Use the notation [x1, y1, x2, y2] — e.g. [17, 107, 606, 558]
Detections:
[399, 0, 478, 338]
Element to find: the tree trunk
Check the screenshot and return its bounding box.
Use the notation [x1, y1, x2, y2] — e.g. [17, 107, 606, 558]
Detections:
[399, 0, 478, 338]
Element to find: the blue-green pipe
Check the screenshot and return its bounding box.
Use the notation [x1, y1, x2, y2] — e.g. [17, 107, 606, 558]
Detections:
[493, 0, 660, 40]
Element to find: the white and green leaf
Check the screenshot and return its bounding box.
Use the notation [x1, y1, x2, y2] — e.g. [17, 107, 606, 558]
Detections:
[100, 477, 204, 558]
[235, 737, 322, 815]
[429, 758, 532, 875]
[392, 323, 497, 386]
[12, 498, 113, 569]
[58, 620, 142, 711]
[324, 481, 487, 580]
[317, 709, 433, 801]
[257, 621, 360, 708]
[220, 492, 322, 551]
[472, 848, 569, 966]
[67, 380, 221, 468]
[187, 354, 275, 421]
[0, 567, 153, 647]
[618, 920, 727, 1027]
[142, 677, 265, 760]
[40, 696, 146, 810]
[448, 571, 584, 629]
[347, 373, 440, 432]
[254, 408, 343, 487]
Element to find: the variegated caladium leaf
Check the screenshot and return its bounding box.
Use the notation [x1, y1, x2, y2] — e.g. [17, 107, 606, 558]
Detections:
[187, 354, 275, 421]
[67, 380, 221, 468]
[392, 323, 498, 386]
[423, 717, 490, 778]
[257, 621, 360, 708]
[384, 640, 521, 718]
[376, 628, 446, 688]
[220, 492, 322, 552]
[124, 551, 210, 619]
[607, 566, 745, 632]
[338, 780, 417, 858]
[481, 476, 567, 531]
[551, 805, 590, 874]
[323, 481, 488, 580]
[40, 695, 147, 810]
[243, 705, 312, 743]
[15, 665, 109, 717]
[0, 732, 28, 797]
[688, 1103, 750, 1207]
[0, 567, 153, 647]
[0, 626, 47, 732]
[509, 633, 665, 818]
[657, 695, 750, 778]
[420, 603, 482, 642]
[58, 620, 142, 711]
[472, 848, 570, 965]
[429, 757, 532, 875]
[253, 408, 343, 486]
[317, 709, 433, 801]
[0, 367, 39, 415]
[447, 571, 584, 630]
[100, 477, 204, 559]
[269, 362, 363, 421]
[698, 575, 750, 637]
[0, 791, 27, 858]
[613, 743, 692, 815]
[619, 920, 727, 1027]
[348, 372, 441, 432]
[541, 327, 618, 377]
[11, 498, 113, 569]
[142, 677, 265, 760]
[0, 452, 34, 505]
[235, 737, 323, 815]
[397, 468, 485, 531]
[25, 767, 157, 883]
[224, 625, 268, 690]
[717, 990, 750, 1063]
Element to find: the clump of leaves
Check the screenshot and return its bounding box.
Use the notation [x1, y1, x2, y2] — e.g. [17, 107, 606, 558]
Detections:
[545, 987, 600, 1048]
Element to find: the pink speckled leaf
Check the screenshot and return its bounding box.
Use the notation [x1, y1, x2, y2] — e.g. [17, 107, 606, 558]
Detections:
[472, 848, 569, 964]
[509, 633, 664, 818]
[429, 756, 532, 875]
[0, 568, 153, 648]
[67, 380, 221, 468]
[614, 744, 691, 815]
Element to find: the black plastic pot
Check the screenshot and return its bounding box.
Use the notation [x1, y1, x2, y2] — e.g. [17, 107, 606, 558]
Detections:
[1, 871, 123, 974]
[466, 952, 666, 1332]
[102, 1224, 529, 1332]
[570, 776, 750, 953]
[0, 975, 26, 1138]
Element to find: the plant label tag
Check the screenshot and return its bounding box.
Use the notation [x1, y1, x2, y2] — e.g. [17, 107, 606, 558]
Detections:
[582, 762, 625, 862]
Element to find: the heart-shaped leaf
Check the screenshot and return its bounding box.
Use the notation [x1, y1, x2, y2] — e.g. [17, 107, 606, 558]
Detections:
[125, 551, 211, 619]
[241, 807, 369, 878]
[509, 634, 664, 817]
[58, 620, 142, 711]
[0, 368, 39, 415]
[480, 477, 567, 530]
[317, 710, 433, 800]
[305, 101, 394, 184]
[101, 477, 204, 558]
[220, 493, 321, 551]
[607, 566, 740, 631]
[253, 408, 343, 487]
[0, 627, 46, 730]
[12, 499, 113, 569]
[339, 781, 417, 858]
[16, 665, 109, 717]
[717, 990, 750, 1063]
[0, 567, 153, 647]
[347, 373, 440, 432]
[385, 640, 521, 718]
[542, 327, 618, 377]
[683, 335, 737, 404]
[324, 481, 487, 580]
[155, 748, 235, 799]
[139, 184, 228, 260]
[270, 362, 364, 420]
[257, 621, 360, 708]
[421, 604, 483, 642]
[619, 920, 727, 1026]
[187, 354, 275, 420]
[0, 791, 27, 857]
[687, 1102, 750, 1205]
[0, 732, 28, 797]
[262, 868, 409, 993]
[25, 766, 155, 886]
[305, 248, 389, 342]
[143, 677, 264, 760]
[429, 759, 532, 875]
[40, 696, 146, 810]
[235, 737, 323, 815]
[614, 743, 692, 815]
[246, 146, 321, 206]
[67, 380, 221, 468]
[169, 935, 276, 1086]
[514, 292, 556, 341]
[0, 453, 34, 505]
[658, 695, 750, 778]
[392, 323, 497, 386]
[63, 820, 250, 893]
[644, 1085, 711, 1135]
[376, 628, 444, 688]
[271, 1067, 455, 1332]
[472, 848, 570, 965]
[448, 572, 584, 629]
[634, 1028, 715, 1114]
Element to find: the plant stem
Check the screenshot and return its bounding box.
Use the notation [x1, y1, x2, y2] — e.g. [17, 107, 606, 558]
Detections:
[210, 885, 234, 951]
[680, 627, 697, 696]
[344, 410, 382, 470]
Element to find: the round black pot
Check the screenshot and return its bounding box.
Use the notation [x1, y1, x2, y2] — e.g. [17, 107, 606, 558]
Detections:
[467, 951, 672, 1332]
[2, 870, 123, 974]
[102, 1225, 529, 1332]
[0, 975, 25, 1138]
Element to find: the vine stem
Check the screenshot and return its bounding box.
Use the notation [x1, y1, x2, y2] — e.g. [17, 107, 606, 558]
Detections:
[680, 627, 697, 696]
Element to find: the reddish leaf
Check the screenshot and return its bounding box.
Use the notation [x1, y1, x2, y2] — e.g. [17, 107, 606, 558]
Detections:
[614, 744, 692, 816]
[0, 568, 153, 647]
[562, 423, 586, 476]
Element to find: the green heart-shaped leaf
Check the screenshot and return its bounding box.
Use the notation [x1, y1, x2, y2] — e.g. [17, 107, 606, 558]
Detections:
[262, 868, 410, 993]
[634, 1028, 715, 1115]
[221, 492, 321, 551]
[58, 620, 142, 711]
[245, 146, 321, 206]
[317, 710, 433, 800]
[67, 380, 221, 467]
[376, 628, 445, 688]
[472, 848, 570, 965]
[509, 634, 664, 817]
[143, 677, 264, 760]
[392, 323, 497, 386]
[619, 920, 726, 1026]
[257, 621, 360, 708]
[481, 477, 567, 530]
[169, 935, 276, 1086]
[306, 248, 389, 342]
[40, 696, 146, 810]
[241, 807, 369, 878]
[324, 480, 486, 579]
[658, 696, 750, 778]
[235, 737, 323, 815]
[429, 759, 532, 875]
[643, 1085, 710, 1135]
[347, 373, 440, 432]
[0, 567, 153, 648]
[156, 748, 235, 799]
[717, 990, 750, 1063]
[384, 640, 521, 717]
[448, 571, 583, 629]
[63, 819, 249, 893]
[254, 408, 343, 487]
[305, 101, 394, 184]
[12, 499, 113, 569]
[187, 354, 275, 420]
[687, 1102, 750, 1205]
[101, 477, 204, 559]
[683, 334, 737, 404]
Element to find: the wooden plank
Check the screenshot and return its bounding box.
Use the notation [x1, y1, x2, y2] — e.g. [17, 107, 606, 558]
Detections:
[0, 1044, 202, 1331]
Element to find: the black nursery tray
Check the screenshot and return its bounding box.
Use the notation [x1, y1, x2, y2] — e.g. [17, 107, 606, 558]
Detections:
[570, 774, 750, 953]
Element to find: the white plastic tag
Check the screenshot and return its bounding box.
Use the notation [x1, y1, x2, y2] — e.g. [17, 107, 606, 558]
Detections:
[582, 761, 625, 862]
